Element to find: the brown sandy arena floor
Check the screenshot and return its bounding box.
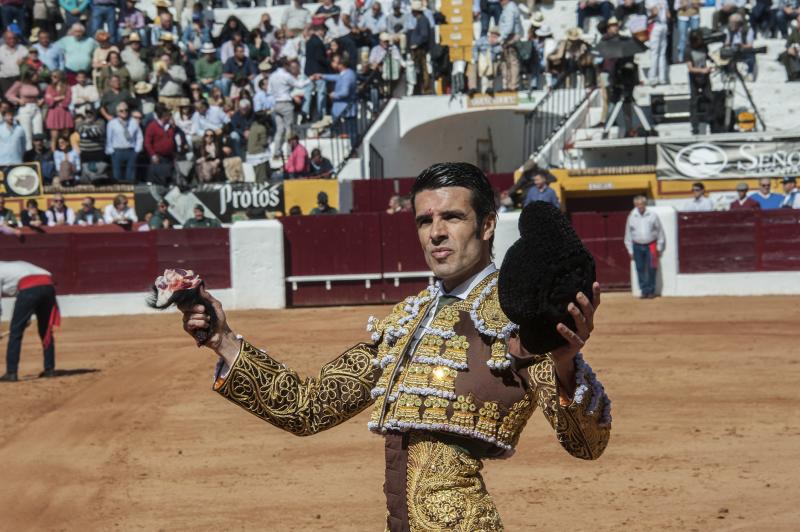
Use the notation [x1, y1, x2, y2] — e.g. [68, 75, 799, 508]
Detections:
[0, 294, 798, 531]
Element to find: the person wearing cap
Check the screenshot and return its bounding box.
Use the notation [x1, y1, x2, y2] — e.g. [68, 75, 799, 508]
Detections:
[23, 133, 55, 183]
[780, 176, 800, 208]
[576, 0, 613, 30]
[90, 0, 119, 44]
[56, 24, 98, 79]
[368, 31, 402, 80]
[183, 204, 221, 228]
[32, 31, 64, 73]
[681, 181, 714, 212]
[310, 190, 338, 214]
[0, 31, 28, 96]
[283, 132, 310, 178]
[195, 42, 223, 94]
[729, 182, 760, 210]
[407, 0, 433, 94]
[120, 32, 148, 83]
[498, 0, 522, 91]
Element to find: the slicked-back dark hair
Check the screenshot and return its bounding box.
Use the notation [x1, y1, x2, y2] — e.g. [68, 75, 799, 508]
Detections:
[410, 162, 497, 246]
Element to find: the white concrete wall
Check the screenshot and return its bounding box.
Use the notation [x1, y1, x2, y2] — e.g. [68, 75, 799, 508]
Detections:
[1, 220, 287, 321]
[630, 207, 800, 297]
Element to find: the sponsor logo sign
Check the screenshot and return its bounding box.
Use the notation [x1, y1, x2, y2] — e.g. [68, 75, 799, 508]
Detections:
[657, 139, 800, 180]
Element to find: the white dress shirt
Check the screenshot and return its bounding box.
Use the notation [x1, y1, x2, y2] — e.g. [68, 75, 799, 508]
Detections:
[624, 208, 666, 255]
[0, 261, 51, 319]
[681, 196, 714, 212]
[268, 67, 310, 102]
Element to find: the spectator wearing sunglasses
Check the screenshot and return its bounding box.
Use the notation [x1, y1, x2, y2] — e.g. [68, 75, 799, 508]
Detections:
[748, 177, 784, 210]
[45, 193, 75, 226]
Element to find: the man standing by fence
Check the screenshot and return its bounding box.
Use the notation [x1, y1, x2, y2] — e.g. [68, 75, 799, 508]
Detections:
[624, 195, 665, 299]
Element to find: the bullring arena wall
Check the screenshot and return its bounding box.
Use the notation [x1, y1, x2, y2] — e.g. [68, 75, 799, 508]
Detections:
[3, 207, 800, 320]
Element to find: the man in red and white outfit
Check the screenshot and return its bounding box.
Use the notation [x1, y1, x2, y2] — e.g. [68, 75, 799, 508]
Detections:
[0, 261, 60, 382]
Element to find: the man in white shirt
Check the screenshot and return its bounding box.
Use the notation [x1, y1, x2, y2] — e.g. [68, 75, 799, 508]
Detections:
[624, 195, 666, 298]
[0, 31, 29, 96]
[0, 261, 60, 382]
[45, 193, 76, 226]
[269, 58, 309, 160]
[682, 182, 715, 212]
[645, 0, 670, 85]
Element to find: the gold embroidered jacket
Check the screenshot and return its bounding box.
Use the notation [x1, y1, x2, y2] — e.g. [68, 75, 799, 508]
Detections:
[214, 271, 611, 530]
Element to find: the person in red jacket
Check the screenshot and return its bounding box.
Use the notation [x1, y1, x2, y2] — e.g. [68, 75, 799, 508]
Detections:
[729, 182, 760, 210]
[144, 103, 177, 185]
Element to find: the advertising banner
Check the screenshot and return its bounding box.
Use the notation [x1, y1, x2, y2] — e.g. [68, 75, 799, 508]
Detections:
[135, 182, 284, 223]
[657, 139, 800, 180]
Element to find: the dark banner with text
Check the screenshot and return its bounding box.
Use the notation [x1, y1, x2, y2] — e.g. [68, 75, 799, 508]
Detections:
[657, 139, 800, 180]
[135, 182, 284, 224]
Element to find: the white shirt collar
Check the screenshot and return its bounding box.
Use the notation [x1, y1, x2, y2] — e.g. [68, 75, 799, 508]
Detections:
[438, 262, 497, 301]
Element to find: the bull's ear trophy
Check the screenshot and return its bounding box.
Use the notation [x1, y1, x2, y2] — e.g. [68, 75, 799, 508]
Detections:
[147, 269, 219, 346]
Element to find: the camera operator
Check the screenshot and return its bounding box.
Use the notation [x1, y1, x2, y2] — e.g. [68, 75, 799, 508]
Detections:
[686, 29, 714, 134]
[603, 27, 640, 134]
[723, 13, 755, 77]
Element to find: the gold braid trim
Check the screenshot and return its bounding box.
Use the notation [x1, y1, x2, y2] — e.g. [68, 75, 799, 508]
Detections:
[406, 433, 504, 532]
[528, 357, 611, 460]
[217, 341, 381, 437]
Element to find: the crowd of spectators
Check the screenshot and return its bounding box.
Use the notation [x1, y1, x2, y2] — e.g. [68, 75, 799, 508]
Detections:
[0, 0, 427, 187]
[679, 176, 800, 211]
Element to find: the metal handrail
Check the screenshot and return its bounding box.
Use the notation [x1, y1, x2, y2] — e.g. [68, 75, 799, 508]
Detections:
[521, 71, 594, 163]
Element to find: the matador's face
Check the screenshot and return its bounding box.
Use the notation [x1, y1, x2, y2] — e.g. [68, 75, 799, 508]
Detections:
[413, 187, 495, 291]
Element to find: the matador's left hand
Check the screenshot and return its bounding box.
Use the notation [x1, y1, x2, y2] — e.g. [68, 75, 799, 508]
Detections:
[550, 282, 602, 363]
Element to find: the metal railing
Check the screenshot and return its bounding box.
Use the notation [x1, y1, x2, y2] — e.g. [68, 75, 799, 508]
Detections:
[369, 144, 385, 180]
[521, 71, 594, 163]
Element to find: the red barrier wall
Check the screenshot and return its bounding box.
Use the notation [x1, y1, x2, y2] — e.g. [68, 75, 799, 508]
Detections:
[281, 212, 430, 306]
[352, 174, 515, 213]
[571, 212, 631, 289]
[0, 228, 231, 295]
[678, 210, 800, 273]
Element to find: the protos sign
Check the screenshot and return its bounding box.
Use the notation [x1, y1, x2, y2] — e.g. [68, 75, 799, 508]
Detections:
[657, 139, 800, 180]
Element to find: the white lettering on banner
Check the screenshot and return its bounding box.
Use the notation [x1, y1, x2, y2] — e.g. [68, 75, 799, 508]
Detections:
[218, 184, 282, 215]
[736, 144, 800, 174]
[588, 182, 614, 190]
[737, 144, 758, 171]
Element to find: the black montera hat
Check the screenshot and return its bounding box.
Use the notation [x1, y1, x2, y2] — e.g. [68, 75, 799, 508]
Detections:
[498, 201, 596, 354]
